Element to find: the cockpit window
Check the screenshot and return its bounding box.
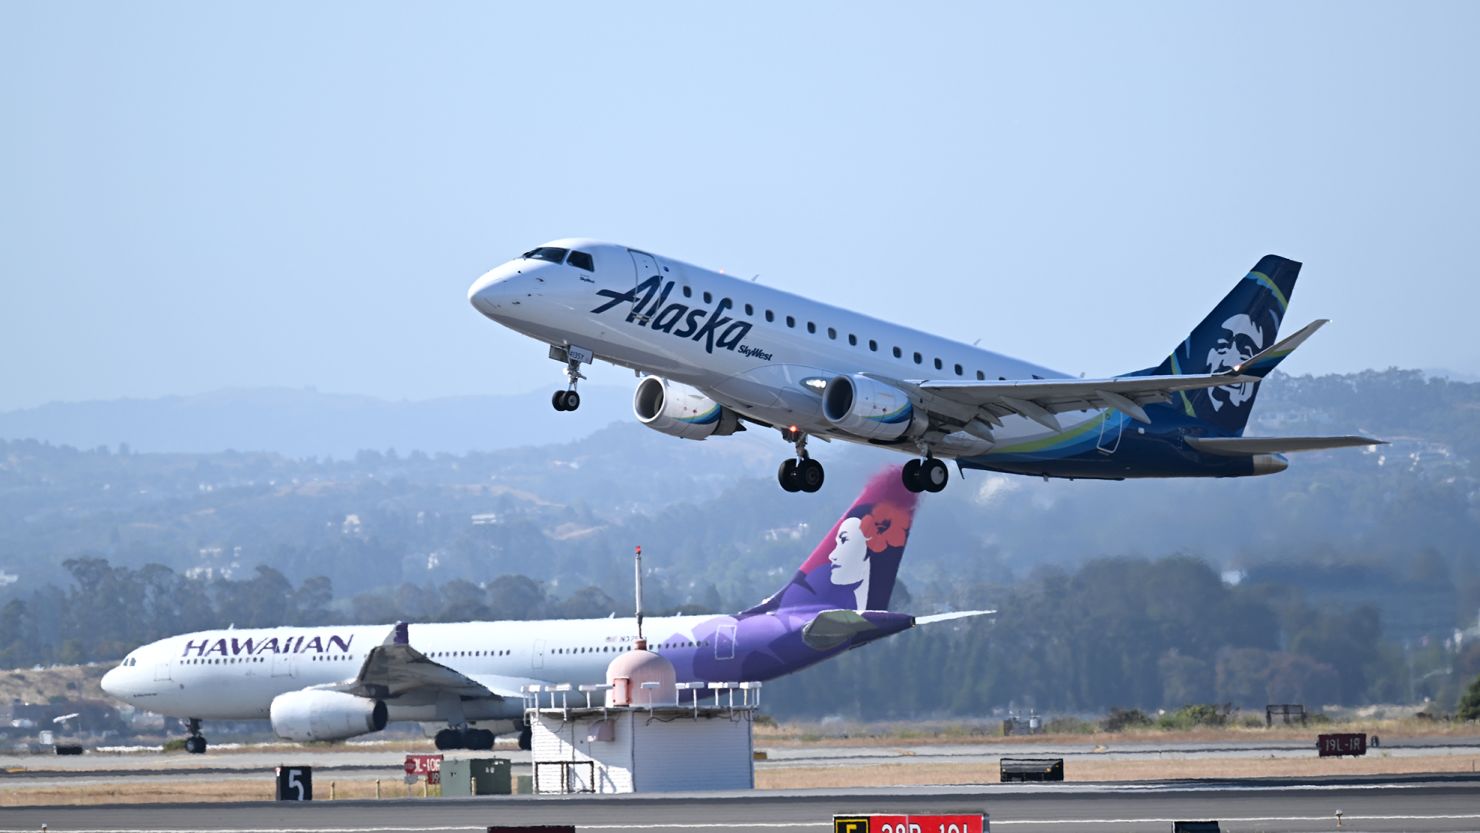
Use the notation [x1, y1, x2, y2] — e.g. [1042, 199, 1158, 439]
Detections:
[522, 246, 569, 264]
[567, 251, 595, 272]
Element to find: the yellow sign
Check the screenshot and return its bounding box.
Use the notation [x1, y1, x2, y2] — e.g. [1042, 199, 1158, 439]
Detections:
[834, 818, 870, 833]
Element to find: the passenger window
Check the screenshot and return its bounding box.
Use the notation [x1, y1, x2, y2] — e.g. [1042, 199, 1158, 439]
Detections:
[786, 315, 795, 328]
[869, 339, 877, 351]
[827, 327, 837, 339]
[703, 291, 713, 303]
[807, 321, 816, 334]
[914, 352, 923, 364]
[954, 363, 963, 376]
[745, 303, 754, 316]
[848, 334, 857, 346]
[765, 310, 775, 322]
[977, 370, 986, 380]
[934, 357, 943, 370]
[892, 346, 902, 358]
[682, 286, 693, 298]
[567, 251, 595, 272]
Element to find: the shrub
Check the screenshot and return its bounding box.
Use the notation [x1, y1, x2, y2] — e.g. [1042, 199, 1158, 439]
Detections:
[1156, 703, 1230, 730]
[1103, 708, 1153, 732]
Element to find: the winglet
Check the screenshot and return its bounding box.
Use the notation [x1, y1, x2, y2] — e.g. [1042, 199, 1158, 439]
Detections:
[387, 622, 410, 646]
[1231, 319, 1328, 379]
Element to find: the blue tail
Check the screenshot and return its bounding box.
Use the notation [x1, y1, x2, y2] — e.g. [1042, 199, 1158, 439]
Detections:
[1147, 255, 1300, 435]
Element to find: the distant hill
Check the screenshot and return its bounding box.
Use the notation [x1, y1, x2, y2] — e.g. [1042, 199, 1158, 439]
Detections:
[0, 386, 637, 458]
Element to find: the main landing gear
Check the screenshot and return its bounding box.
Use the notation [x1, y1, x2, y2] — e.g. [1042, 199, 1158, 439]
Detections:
[777, 428, 824, 493]
[901, 457, 949, 493]
[435, 725, 496, 751]
[183, 717, 208, 754]
[550, 345, 590, 412]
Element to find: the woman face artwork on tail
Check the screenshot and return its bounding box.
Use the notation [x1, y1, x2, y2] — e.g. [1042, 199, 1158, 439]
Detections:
[745, 467, 918, 616]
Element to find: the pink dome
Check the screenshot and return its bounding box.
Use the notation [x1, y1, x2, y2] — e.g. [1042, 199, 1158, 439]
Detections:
[605, 647, 677, 706]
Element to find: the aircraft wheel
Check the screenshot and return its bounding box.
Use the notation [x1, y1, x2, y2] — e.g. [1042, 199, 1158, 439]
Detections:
[797, 458, 825, 493]
[184, 735, 207, 754]
[518, 726, 533, 751]
[921, 458, 949, 492]
[563, 390, 581, 411]
[901, 459, 924, 493]
[434, 728, 462, 750]
[467, 728, 496, 750]
[777, 459, 802, 492]
[551, 391, 568, 411]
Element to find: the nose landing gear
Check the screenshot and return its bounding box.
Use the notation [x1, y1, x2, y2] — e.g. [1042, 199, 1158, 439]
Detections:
[902, 457, 949, 493]
[182, 717, 208, 754]
[549, 344, 593, 412]
[777, 428, 825, 493]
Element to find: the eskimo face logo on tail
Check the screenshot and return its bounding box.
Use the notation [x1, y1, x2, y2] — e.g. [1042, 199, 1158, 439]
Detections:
[1205, 312, 1270, 412]
[591, 276, 754, 355]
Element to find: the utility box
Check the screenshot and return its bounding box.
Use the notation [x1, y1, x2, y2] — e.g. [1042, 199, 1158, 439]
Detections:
[440, 758, 512, 796]
[1000, 757, 1064, 782]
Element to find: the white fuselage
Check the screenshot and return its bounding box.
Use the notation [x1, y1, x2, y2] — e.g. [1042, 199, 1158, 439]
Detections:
[467, 239, 1089, 457]
[102, 616, 716, 723]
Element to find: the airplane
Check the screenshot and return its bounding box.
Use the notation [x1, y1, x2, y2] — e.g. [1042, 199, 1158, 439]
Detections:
[468, 241, 1380, 493]
[100, 467, 989, 753]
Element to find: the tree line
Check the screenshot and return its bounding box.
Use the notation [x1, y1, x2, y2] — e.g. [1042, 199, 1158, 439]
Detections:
[4, 555, 1477, 718]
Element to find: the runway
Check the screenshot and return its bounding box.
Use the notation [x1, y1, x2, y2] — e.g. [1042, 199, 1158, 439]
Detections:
[3, 775, 1480, 833]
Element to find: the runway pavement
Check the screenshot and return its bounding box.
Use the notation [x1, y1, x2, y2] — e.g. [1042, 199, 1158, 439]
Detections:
[3, 775, 1480, 833]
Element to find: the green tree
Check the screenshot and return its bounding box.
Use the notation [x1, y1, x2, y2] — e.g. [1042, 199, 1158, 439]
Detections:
[1458, 674, 1480, 721]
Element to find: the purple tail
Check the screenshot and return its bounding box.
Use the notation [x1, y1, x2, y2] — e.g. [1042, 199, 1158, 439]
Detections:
[743, 466, 919, 615]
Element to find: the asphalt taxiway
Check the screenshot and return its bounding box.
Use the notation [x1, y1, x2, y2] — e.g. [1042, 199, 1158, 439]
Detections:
[3, 775, 1480, 833]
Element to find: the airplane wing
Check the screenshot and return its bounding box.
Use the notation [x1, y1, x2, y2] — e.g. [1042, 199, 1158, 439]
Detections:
[885, 321, 1330, 432]
[325, 623, 538, 702]
[1186, 436, 1384, 456]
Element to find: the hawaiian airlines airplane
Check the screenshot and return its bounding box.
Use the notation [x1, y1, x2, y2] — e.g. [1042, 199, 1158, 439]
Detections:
[100, 469, 986, 753]
[468, 242, 1379, 493]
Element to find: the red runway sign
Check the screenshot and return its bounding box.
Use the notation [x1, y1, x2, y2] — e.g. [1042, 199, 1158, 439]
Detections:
[834, 815, 986, 833]
[404, 753, 444, 775]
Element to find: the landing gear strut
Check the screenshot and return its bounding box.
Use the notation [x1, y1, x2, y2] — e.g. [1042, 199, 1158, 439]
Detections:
[183, 717, 207, 754]
[550, 345, 590, 412]
[902, 457, 949, 493]
[777, 428, 824, 493]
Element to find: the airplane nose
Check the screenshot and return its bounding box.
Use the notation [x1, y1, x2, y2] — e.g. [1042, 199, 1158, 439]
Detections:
[468, 264, 532, 319]
[100, 667, 121, 696]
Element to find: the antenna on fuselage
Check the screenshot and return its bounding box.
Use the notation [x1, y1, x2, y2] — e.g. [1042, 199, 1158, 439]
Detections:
[633, 545, 646, 650]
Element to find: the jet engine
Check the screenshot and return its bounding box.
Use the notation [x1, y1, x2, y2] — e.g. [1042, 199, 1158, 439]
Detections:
[633, 376, 743, 440]
[822, 374, 927, 441]
[269, 689, 387, 742]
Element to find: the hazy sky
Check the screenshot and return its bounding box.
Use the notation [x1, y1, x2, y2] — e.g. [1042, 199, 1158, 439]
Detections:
[2, 2, 1475, 411]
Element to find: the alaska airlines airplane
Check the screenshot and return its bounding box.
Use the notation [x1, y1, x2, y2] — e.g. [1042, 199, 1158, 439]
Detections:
[468, 242, 1378, 493]
[100, 469, 986, 753]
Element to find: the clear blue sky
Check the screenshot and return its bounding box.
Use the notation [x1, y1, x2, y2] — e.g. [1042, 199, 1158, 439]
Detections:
[2, 2, 1475, 410]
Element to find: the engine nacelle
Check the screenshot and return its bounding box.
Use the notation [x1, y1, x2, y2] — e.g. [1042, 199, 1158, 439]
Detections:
[269, 690, 387, 742]
[633, 376, 742, 440]
[822, 374, 926, 441]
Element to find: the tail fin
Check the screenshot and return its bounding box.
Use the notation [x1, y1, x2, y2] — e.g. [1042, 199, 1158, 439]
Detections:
[743, 467, 919, 615]
[1148, 254, 1301, 434]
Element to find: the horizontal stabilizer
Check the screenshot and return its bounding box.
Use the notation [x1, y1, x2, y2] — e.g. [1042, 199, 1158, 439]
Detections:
[1187, 435, 1384, 456]
[1230, 319, 1328, 379]
[915, 609, 996, 626]
[802, 609, 877, 651]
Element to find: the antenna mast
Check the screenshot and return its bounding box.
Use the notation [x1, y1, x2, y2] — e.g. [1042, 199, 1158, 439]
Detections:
[633, 545, 646, 649]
